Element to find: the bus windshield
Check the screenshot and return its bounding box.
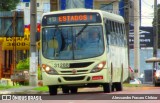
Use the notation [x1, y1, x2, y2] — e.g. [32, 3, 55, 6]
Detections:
[42, 25, 104, 60]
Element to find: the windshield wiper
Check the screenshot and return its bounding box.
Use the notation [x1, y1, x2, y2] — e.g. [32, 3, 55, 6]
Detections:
[75, 23, 88, 37]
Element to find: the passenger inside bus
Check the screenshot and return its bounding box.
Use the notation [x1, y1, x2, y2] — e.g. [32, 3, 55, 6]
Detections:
[85, 29, 101, 48]
[75, 28, 102, 50]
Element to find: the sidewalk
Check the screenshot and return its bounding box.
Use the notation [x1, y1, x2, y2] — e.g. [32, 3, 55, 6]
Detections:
[0, 86, 37, 94]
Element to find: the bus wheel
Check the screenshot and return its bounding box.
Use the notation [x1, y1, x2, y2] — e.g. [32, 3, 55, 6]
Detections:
[70, 87, 78, 94]
[48, 85, 58, 95]
[115, 82, 123, 91]
[103, 83, 111, 93]
[62, 86, 69, 94]
[154, 82, 159, 87]
[112, 83, 115, 92]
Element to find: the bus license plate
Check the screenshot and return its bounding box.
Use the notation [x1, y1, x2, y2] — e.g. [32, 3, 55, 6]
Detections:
[92, 76, 103, 80]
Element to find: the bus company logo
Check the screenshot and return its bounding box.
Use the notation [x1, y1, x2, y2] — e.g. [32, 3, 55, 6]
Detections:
[72, 69, 77, 74]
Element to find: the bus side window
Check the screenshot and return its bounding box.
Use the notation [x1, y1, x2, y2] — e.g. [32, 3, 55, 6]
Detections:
[112, 21, 117, 45]
[122, 24, 127, 46]
[119, 23, 123, 46]
[109, 21, 114, 45]
[105, 19, 111, 45]
[115, 22, 119, 46]
[105, 19, 111, 35]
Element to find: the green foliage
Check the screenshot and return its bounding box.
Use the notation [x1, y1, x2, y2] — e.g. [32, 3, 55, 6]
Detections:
[16, 58, 42, 80]
[0, 0, 20, 11]
[16, 57, 42, 82]
[16, 58, 29, 70]
[38, 67, 42, 80]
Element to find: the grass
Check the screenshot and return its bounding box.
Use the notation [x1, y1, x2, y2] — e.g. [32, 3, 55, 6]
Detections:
[33, 86, 49, 92]
[123, 83, 144, 87]
[0, 85, 20, 90]
[33, 86, 63, 92]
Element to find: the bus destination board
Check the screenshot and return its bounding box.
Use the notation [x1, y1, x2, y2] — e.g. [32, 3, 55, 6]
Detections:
[42, 12, 102, 26]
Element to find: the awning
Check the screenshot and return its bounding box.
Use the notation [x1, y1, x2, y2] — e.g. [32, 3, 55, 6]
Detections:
[145, 57, 160, 63]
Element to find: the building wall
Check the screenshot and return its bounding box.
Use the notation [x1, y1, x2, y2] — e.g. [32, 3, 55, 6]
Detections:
[60, 0, 120, 14]
[94, 0, 119, 14]
[17, 0, 50, 25]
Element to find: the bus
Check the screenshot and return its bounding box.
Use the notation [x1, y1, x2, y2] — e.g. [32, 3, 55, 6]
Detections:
[40, 8, 129, 95]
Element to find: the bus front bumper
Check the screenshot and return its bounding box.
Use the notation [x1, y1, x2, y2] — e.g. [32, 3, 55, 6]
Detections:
[42, 69, 108, 86]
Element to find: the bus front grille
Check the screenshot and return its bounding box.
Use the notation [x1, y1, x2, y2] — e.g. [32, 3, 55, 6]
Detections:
[60, 70, 88, 74]
[63, 76, 85, 81]
[68, 62, 94, 68]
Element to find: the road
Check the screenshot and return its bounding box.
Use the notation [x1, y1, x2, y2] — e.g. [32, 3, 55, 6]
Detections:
[38, 85, 160, 103]
[1, 85, 159, 103]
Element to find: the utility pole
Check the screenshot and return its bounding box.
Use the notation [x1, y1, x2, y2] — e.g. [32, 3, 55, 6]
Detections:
[124, 0, 130, 65]
[134, 0, 140, 78]
[153, 0, 158, 68]
[124, 0, 133, 82]
[29, 0, 38, 86]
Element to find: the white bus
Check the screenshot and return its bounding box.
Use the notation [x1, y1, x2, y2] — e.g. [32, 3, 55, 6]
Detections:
[40, 8, 129, 95]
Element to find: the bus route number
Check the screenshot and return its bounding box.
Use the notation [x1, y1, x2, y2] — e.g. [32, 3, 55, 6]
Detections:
[54, 63, 70, 68]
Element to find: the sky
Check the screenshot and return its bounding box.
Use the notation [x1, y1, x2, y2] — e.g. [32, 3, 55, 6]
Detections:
[141, 0, 160, 26]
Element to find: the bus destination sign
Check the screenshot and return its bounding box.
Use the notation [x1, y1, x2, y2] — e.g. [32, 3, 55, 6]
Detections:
[42, 13, 102, 26]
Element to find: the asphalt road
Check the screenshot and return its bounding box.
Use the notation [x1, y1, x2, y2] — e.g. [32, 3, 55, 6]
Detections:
[38, 85, 160, 103]
[1, 85, 160, 103]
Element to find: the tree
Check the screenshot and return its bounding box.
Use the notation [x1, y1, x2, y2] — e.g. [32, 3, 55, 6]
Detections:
[0, 0, 20, 11]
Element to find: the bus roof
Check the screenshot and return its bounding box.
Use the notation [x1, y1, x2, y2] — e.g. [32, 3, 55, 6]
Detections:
[43, 8, 124, 23]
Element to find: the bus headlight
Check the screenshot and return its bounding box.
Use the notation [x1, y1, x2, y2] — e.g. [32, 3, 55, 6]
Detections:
[90, 61, 106, 73]
[156, 72, 160, 77]
[42, 64, 58, 75]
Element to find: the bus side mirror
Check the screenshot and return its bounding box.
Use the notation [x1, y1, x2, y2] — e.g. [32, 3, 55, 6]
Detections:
[36, 32, 40, 41]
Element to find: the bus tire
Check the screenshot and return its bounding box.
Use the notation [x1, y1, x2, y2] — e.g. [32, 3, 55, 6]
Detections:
[115, 65, 123, 91]
[112, 83, 115, 92]
[70, 87, 78, 94]
[154, 82, 159, 87]
[62, 86, 69, 94]
[115, 82, 123, 91]
[103, 83, 111, 93]
[48, 85, 58, 95]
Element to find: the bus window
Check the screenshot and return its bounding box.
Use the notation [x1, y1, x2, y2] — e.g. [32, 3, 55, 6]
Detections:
[42, 25, 104, 60]
[120, 23, 125, 47]
[105, 19, 111, 45]
[117, 23, 123, 46]
[109, 21, 114, 45]
[122, 24, 127, 46]
[112, 22, 117, 45]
